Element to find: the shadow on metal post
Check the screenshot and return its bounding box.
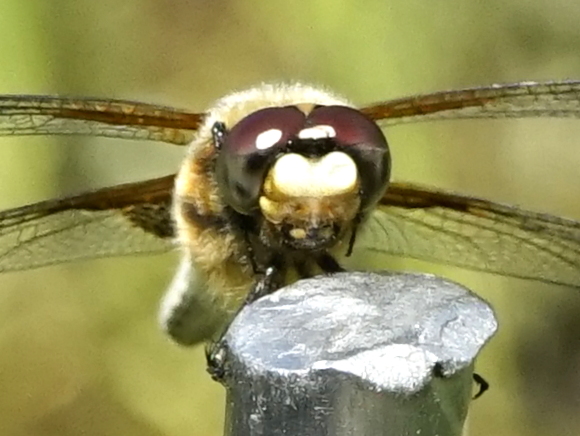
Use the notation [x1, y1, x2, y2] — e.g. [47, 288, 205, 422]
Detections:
[219, 271, 498, 436]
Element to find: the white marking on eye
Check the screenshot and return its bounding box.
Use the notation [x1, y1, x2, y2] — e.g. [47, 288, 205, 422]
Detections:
[255, 128, 283, 150]
[298, 125, 336, 140]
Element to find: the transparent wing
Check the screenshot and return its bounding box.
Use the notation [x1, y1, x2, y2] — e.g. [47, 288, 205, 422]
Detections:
[0, 95, 203, 145]
[353, 183, 580, 288]
[2, 81, 580, 281]
[362, 80, 580, 125]
[0, 175, 176, 272]
[2, 81, 580, 148]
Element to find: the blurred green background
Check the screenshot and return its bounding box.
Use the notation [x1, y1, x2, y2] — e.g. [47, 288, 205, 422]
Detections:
[0, 1, 579, 435]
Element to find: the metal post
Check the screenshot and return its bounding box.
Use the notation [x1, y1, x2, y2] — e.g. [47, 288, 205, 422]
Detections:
[219, 271, 498, 436]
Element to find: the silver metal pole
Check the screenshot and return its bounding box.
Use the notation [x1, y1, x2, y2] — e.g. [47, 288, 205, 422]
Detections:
[220, 271, 498, 436]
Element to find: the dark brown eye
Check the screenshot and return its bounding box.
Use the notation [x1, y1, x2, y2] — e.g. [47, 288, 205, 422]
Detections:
[215, 104, 390, 216]
[306, 106, 391, 210]
[307, 106, 388, 151]
[224, 106, 305, 155]
[216, 107, 305, 214]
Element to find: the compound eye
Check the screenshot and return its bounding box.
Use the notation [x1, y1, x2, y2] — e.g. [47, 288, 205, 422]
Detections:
[224, 106, 306, 155]
[307, 106, 387, 151]
[216, 106, 306, 214]
[307, 106, 391, 210]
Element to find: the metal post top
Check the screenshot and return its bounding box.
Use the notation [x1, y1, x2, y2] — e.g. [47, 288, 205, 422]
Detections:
[222, 271, 498, 436]
[225, 271, 496, 391]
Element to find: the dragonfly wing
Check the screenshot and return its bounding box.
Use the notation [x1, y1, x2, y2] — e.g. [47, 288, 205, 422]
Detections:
[363, 81, 580, 125]
[0, 95, 204, 145]
[0, 175, 176, 272]
[350, 182, 580, 288]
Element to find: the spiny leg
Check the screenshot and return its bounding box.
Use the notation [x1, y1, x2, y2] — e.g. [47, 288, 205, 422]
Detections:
[317, 253, 345, 273]
[472, 373, 489, 399]
[345, 214, 362, 257]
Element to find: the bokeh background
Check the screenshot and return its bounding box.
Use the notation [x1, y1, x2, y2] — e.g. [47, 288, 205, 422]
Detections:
[0, 1, 579, 435]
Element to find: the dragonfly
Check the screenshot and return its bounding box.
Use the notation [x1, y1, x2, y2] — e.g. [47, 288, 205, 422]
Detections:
[0, 81, 579, 346]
